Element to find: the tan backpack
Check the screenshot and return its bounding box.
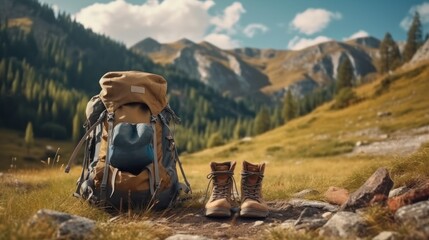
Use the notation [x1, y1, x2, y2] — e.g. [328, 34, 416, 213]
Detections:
[66, 71, 191, 210]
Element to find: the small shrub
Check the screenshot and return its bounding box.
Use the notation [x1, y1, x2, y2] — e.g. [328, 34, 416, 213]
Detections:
[331, 87, 359, 110]
[39, 122, 68, 140]
[266, 146, 282, 154]
[374, 76, 392, 96]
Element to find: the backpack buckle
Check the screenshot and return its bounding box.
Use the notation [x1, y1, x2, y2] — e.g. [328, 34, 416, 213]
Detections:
[107, 113, 115, 122]
[150, 115, 158, 123]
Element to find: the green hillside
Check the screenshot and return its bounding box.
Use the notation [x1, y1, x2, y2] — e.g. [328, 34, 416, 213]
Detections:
[1, 58, 428, 240]
[0, 0, 256, 154]
[182, 60, 429, 194]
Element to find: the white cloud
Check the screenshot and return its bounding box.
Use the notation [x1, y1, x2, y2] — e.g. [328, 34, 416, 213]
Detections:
[343, 30, 370, 41]
[243, 23, 269, 38]
[74, 0, 246, 49]
[52, 4, 59, 16]
[204, 33, 241, 49]
[75, 0, 215, 47]
[290, 8, 342, 35]
[400, 2, 429, 30]
[287, 36, 332, 50]
[211, 2, 245, 34]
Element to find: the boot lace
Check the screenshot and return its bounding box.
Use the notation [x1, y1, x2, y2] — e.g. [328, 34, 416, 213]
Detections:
[241, 170, 264, 201]
[204, 170, 239, 202]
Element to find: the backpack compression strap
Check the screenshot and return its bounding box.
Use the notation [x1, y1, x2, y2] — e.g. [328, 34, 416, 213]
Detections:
[151, 115, 161, 193]
[158, 113, 191, 194]
[100, 112, 115, 204]
[65, 110, 107, 173]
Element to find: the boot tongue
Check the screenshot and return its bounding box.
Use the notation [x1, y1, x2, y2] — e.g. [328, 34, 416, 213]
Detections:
[211, 162, 231, 184]
[243, 162, 262, 185]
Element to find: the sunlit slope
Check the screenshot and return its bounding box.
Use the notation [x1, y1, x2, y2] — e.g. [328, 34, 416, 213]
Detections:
[184, 61, 429, 165]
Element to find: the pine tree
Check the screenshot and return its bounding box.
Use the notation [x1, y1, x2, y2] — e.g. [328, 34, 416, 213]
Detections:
[336, 57, 354, 93]
[379, 32, 401, 73]
[283, 90, 296, 123]
[51, 102, 58, 120]
[403, 12, 423, 62]
[207, 132, 223, 148]
[271, 107, 282, 128]
[72, 113, 80, 142]
[233, 119, 245, 140]
[24, 122, 34, 154]
[254, 106, 270, 134]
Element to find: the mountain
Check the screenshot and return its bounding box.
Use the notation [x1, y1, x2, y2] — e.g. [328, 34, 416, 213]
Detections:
[0, 0, 254, 153]
[187, 59, 429, 162]
[132, 38, 270, 99]
[133, 37, 381, 98]
[232, 37, 380, 97]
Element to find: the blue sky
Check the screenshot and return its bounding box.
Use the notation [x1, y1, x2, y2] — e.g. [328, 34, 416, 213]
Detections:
[40, 0, 429, 50]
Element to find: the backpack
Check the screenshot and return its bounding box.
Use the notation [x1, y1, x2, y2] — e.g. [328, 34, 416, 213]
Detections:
[65, 71, 191, 211]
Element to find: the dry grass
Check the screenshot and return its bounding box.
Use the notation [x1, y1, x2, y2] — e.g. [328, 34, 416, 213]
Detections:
[0, 167, 170, 239]
[0, 129, 75, 169]
[0, 63, 428, 239]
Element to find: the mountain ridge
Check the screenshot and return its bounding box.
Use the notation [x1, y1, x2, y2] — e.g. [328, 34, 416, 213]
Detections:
[132, 36, 381, 98]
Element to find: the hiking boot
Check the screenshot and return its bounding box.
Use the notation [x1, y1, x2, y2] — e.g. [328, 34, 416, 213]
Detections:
[205, 161, 236, 217]
[240, 161, 269, 218]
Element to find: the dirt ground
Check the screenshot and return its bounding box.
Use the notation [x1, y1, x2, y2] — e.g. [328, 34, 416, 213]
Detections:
[147, 201, 326, 239]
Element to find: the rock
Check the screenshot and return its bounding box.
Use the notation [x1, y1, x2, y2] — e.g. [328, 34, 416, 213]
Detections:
[341, 167, 393, 211]
[395, 200, 429, 236]
[319, 211, 368, 238]
[219, 223, 230, 228]
[388, 182, 429, 212]
[57, 218, 96, 240]
[288, 198, 339, 212]
[29, 209, 95, 239]
[295, 218, 327, 231]
[380, 134, 389, 139]
[388, 186, 410, 198]
[280, 220, 296, 230]
[356, 141, 363, 147]
[202, 223, 218, 228]
[166, 234, 212, 240]
[324, 186, 350, 205]
[213, 232, 228, 239]
[372, 231, 400, 240]
[292, 189, 320, 198]
[377, 111, 392, 118]
[252, 221, 264, 227]
[322, 212, 333, 219]
[369, 194, 388, 205]
[295, 207, 320, 223]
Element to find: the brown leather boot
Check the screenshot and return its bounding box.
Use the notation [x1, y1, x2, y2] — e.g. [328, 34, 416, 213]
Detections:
[205, 161, 236, 217]
[240, 161, 269, 218]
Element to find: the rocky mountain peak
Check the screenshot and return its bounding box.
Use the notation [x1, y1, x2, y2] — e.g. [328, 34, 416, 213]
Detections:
[349, 36, 381, 49]
[198, 41, 220, 51]
[132, 37, 161, 53]
[174, 38, 196, 47]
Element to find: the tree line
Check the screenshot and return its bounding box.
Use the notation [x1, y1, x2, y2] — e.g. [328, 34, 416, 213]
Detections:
[4, 0, 427, 155]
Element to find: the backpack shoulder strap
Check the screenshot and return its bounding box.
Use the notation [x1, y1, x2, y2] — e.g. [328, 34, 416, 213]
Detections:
[65, 110, 107, 173]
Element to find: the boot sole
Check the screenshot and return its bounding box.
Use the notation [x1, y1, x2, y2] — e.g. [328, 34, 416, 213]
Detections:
[205, 207, 231, 218]
[240, 208, 268, 218]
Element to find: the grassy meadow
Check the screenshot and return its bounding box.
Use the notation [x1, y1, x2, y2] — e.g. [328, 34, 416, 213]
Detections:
[1, 62, 429, 239]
